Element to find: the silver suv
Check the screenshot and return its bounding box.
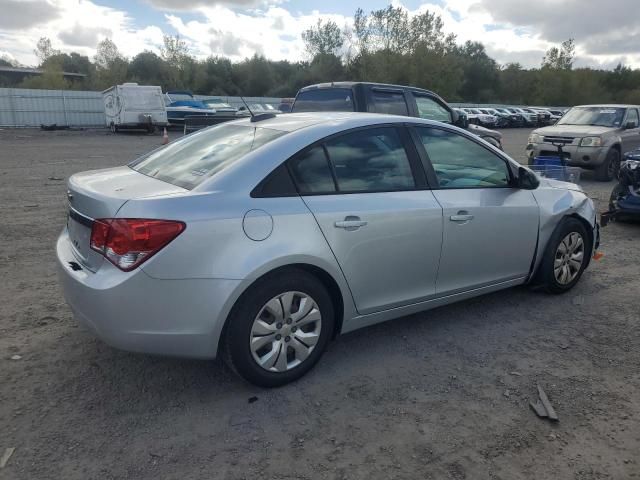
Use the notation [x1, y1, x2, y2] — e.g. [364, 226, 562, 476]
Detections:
[527, 104, 640, 181]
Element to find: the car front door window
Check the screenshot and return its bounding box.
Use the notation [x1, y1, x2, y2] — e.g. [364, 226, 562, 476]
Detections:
[414, 95, 452, 123]
[416, 127, 510, 188]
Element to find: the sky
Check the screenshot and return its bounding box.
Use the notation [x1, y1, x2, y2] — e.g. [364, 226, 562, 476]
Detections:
[1, 0, 639, 69]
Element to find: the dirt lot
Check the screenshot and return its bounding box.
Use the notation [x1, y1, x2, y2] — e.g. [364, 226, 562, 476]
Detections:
[1, 127, 639, 480]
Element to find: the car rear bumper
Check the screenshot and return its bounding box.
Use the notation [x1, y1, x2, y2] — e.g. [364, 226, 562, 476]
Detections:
[56, 228, 241, 359]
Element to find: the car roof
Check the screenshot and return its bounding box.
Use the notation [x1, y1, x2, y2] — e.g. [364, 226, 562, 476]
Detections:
[229, 111, 443, 133]
[298, 81, 437, 96]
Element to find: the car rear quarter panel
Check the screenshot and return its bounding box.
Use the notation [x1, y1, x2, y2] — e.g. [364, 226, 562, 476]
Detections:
[116, 191, 358, 340]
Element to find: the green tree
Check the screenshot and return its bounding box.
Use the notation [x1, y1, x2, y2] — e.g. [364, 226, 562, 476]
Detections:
[128, 51, 170, 87]
[542, 39, 575, 70]
[19, 56, 69, 90]
[160, 35, 194, 89]
[34, 37, 60, 66]
[457, 41, 499, 101]
[93, 38, 128, 88]
[302, 19, 344, 57]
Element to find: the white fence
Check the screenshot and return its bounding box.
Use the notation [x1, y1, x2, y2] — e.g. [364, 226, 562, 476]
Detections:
[0, 88, 282, 128]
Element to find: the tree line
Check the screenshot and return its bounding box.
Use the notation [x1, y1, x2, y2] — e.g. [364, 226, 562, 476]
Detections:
[1, 5, 639, 106]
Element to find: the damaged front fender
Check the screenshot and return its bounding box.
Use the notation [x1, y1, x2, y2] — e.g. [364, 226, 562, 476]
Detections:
[530, 179, 598, 280]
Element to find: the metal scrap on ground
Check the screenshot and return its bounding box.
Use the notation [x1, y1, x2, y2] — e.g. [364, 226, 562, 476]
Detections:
[0, 448, 15, 468]
[530, 384, 559, 421]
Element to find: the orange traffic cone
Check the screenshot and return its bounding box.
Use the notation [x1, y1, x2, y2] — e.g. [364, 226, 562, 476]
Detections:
[162, 127, 169, 145]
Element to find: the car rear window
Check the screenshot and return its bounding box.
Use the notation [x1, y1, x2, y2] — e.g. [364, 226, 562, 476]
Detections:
[292, 88, 354, 113]
[130, 124, 286, 189]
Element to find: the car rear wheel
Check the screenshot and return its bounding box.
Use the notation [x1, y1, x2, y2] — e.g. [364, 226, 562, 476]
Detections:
[595, 148, 620, 182]
[538, 218, 591, 294]
[222, 269, 334, 387]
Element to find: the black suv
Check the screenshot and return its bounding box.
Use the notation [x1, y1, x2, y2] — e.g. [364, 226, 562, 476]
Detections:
[292, 82, 503, 149]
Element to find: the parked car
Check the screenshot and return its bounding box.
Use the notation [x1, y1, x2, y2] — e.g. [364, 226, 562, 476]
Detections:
[494, 107, 525, 127]
[510, 107, 538, 127]
[524, 108, 551, 126]
[478, 108, 510, 128]
[165, 91, 217, 126]
[602, 148, 640, 225]
[292, 82, 503, 149]
[527, 104, 640, 181]
[547, 109, 565, 123]
[459, 108, 480, 125]
[462, 108, 498, 128]
[58, 112, 599, 387]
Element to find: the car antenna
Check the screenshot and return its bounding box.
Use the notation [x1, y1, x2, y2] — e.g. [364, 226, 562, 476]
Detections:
[240, 96, 254, 118]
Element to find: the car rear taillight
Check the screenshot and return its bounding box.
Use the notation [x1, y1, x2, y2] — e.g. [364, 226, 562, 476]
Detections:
[90, 219, 185, 271]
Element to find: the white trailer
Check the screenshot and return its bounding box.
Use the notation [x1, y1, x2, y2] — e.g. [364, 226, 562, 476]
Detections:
[102, 83, 167, 133]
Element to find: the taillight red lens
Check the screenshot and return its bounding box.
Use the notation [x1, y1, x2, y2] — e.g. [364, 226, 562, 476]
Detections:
[90, 219, 185, 271]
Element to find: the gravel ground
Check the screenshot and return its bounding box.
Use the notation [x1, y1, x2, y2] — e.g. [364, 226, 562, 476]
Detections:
[1, 127, 639, 480]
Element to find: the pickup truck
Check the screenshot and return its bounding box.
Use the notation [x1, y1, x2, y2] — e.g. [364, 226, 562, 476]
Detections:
[291, 82, 503, 149]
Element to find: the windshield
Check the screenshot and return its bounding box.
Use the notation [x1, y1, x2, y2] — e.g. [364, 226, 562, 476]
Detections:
[558, 106, 626, 127]
[130, 124, 286, 189]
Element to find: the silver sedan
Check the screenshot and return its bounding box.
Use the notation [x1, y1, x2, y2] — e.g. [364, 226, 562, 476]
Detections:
[57, 112, 599, 387]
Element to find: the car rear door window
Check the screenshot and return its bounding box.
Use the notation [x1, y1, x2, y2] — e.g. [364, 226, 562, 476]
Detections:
[289, 146, 337, 194]
[416, 127, 510, 188]
[414, 95, 452, 123]
[369, 90, 409, 116]
[292, 88, 354, 113]
[324, 127, 415, 192]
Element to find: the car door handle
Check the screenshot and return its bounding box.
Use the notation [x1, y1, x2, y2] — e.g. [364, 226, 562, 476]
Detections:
[449, 211, 474, 223]
[335, 216, 367, 230]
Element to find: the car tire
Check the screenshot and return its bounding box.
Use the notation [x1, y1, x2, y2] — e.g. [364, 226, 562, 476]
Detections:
[595, 148, 620, 182]
[538, 217, 591, 294]
[222, 269, 335, 387]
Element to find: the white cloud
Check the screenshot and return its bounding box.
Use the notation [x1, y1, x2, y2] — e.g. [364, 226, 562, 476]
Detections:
[0, 0, 165, 66]
[0, 0, 638, 69]
[164, 5, 350, 61]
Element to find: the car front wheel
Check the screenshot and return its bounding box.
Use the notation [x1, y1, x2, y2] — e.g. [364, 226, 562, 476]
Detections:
[222, 269, 334, 387]
[537, 218, 591, 294]
[595, 148, 620, 182]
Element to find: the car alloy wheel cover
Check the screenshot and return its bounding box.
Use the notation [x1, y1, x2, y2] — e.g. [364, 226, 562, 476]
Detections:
[250, 291, 322, 372]
[554, 232, 584, 285]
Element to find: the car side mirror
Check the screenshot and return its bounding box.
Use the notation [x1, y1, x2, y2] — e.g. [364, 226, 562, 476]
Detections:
[452, 110, 469, 129]
[625, 121, 637, 129]
[517, 166, 539, 190]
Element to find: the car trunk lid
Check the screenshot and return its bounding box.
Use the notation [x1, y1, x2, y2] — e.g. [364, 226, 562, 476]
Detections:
[66, 166, 186, 271]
